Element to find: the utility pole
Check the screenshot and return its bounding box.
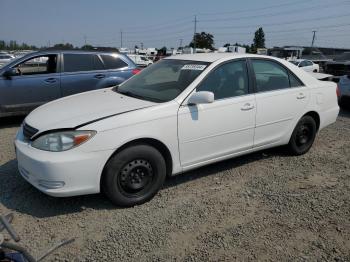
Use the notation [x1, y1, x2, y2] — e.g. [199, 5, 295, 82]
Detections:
[179, 38, 183, 49]
[311, 30, 316, 48]
[141, 42, 144, 50]
[84, 35, 87, 46]
[193, 15, 197, 53]
[120, 30, 123, 48]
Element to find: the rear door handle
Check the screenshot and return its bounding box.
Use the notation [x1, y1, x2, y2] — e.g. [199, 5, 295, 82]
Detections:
[94, 74, 105, 79]
[241, 103, 255, 111]
[44, 78, 57, 83]
[297, 93, 306, 99]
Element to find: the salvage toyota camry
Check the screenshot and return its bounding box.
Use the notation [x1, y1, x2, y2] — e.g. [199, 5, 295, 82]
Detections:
[15, 53, 339, 206]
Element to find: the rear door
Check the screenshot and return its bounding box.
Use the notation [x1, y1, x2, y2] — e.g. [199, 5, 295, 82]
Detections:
[100, 54, 134, 84]
[60, 53, 106, 97]
[250, 58, 309, 148]
[0, 53, 61, 114]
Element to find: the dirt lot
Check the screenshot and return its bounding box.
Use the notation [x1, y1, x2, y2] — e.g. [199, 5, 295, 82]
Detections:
[0, 111, 349, 261]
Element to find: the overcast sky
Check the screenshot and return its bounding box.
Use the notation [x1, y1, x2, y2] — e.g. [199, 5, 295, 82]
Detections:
[1, 0, 349, 49]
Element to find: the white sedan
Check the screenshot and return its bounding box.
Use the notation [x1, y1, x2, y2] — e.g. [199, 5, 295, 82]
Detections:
[15, 53, 339, 206]
[0, 53, 15, 68]
[290, 59, 320, 73]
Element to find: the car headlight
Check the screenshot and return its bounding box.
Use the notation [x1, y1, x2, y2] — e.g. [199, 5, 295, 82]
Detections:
[31, 130, 96, 152]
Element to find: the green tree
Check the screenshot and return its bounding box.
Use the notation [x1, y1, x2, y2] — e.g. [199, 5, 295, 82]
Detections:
[158, 46, 167, 56]
[190, 32, 215, 50]
[251, 27, 265, 53]
[53, 43, 74, 50]
[81, 44, 94, 50]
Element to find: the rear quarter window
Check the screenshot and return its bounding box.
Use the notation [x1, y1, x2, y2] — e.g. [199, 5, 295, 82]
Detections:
[101, 55, 128, 70]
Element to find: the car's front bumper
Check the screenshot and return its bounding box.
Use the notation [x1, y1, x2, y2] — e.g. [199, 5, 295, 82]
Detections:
[15, 127, 114, 197]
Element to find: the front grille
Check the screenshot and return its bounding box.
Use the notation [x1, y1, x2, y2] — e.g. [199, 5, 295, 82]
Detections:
[23, 123, 38, 140]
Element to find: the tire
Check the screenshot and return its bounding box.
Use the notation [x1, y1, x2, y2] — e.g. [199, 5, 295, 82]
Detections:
[287, 116, 317, 155]
[102, 144, 166, 207]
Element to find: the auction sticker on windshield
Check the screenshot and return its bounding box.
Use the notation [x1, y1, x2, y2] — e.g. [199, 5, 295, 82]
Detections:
[181, 64, 207, 70]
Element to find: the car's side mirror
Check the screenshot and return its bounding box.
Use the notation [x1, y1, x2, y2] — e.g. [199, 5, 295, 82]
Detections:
[3, 68, 17, 79]
[187, 91, 214, 105]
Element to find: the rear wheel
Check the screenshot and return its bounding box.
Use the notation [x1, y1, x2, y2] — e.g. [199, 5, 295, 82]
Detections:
[102, 144, 166, 207]
[287, 116, 317, 155]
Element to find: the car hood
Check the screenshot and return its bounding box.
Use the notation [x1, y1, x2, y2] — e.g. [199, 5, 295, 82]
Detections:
[25, 88, 156, 132]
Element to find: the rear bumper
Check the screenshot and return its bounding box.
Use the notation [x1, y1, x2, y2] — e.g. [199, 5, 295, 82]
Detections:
[320, 106, 340, 130]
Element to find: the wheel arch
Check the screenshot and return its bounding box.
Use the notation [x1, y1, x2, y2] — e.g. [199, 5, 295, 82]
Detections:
[303, 111, 320, 131]
[100, 138, 174, 189]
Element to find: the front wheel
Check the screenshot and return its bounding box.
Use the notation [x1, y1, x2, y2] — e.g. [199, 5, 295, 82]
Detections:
[287, 116, 317, 155]
[102, 144, 166, 207]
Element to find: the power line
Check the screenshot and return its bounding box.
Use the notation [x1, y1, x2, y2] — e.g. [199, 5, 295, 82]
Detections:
[199, 1, 350, 23]
[200, 12, 350, 30]
[197, 0, 311, 16]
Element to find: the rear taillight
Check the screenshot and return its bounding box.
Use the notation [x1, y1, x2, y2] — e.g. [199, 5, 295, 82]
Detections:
[132, 69, 141, 75]
[336, 84, 341, 97]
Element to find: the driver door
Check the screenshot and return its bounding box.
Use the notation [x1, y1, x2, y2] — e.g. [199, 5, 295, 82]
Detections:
[0, 54, 61, 114]
[177, 59, 256, 169]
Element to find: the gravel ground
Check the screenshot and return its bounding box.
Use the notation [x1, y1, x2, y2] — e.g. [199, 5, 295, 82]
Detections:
[0, 111, 349, 261]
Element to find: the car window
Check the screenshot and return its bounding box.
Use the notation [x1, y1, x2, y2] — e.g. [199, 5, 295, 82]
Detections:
[100, 55, 128, 69]
[299, 61, 307, 67]
[93, 55, 105, 70]
[251, 59, 290, 92]
[197, 60, 249, 100]
[289, 73, 304, 87]
[63, 54, 99, 72]
[306, 61, 313, 66]
[14, 55, 57, 75]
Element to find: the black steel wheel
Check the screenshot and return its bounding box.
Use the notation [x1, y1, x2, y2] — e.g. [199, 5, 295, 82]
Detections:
[102, 144, 166, 207]
[287, 115, 317, 155]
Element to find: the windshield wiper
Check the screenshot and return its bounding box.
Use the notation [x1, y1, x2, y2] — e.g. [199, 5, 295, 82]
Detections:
[117, 90, 147, 100]
[116, 88, 165, 103]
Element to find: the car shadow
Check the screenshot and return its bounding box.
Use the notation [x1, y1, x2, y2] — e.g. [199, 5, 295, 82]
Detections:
[0, 147, 287, 218]
[339, 108, 350, 118]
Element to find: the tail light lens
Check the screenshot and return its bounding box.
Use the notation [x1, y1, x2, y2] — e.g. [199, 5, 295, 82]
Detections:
[132, 69, 141, 75]
[336, 84, 341, 97]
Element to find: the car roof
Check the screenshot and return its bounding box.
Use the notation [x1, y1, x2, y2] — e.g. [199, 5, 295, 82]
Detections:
[25, 50, 123, 56]
[165, 53, 269, 62]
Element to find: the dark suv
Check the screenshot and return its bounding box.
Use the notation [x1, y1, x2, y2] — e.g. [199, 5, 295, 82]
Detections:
[0, 50, 139, 117]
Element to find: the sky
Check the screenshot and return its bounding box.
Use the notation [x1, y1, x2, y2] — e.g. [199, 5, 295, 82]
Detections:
[0, 0, 350, 49]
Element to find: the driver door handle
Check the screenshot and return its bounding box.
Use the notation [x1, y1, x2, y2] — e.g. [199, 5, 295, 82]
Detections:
[94, 74, 105, 79]
[241, 103, 255, 111]
[297, 93, 306, 99]
[44, 78, 57, 83]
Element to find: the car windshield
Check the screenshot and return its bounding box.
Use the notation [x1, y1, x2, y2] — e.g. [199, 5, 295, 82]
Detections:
[116, 59, 210, 102]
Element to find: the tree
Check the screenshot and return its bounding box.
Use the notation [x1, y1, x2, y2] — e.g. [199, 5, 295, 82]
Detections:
[158, 46, 167, 56]
[252, 27, 265, 53]
[223, 43, 230, 47]
[81, 44, 94, 50]
[190, 32, 214, 50]
[53, 43, 74, 50]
